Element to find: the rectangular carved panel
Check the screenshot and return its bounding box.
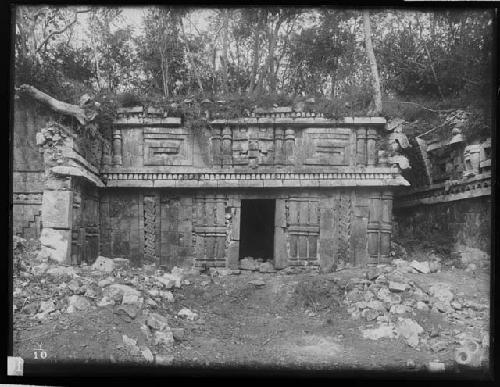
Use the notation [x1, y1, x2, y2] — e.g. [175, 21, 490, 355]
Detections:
[285, 197, 320, 264]
[144, 127, 192, 166]
[303, 128, 352, 165]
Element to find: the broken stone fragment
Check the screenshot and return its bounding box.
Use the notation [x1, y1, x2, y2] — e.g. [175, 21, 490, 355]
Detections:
[97, 296, 114, 307]
[390, 304, 409, 314]
[396, 318, 423, 348]
[122, 293, 140, 305]
[427, 362, 445, 372]
[98, 277, 114, 287]
[361, 323, 397, 340]
[155, 354, 174, 365]
[40, 300, 56, 314]
[67, 278, 81, 293]
[47, 265, 76, 277]
[91, 256, 115, 272]
[147, 312, 170, 331]
[248, 279, 266, 287]
[122, 334, 139, 353]
[366, 300, 386, 312]
[415, 301, 429, 311]
[433, 301, 454, 314]
[177, 308, 198, 321]
[362, 308, 380, 321]
[112, 258, 130, 270]
[104, 284, 141, 301]
[115, 304, 140, 320]
[388, 281, 408, 292]
[409, 260, 431, 274]
[428, 283, 454, 303]
[141, 347, 154, 363]
[259, 262, 276, 273]
[171, 328, 185, 341]
[240, 257, 258, 271]
[66, 295, 91, 313]
[154, 329, 174, 347]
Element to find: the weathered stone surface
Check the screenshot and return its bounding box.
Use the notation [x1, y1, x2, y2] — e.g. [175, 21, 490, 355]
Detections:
[92, 256, 115, 272]
[396, 318, 423, 348]
[141, 347, 154, 363]
[67, 295, 91, 313]
[388, 281, 408, 292]
[104, 284, 141, 301]
[122, 293, 140, 305]
[429, 283, 454, 303]
[171, 328, 185, 341]
[390, 304, 409, 314]
[416, 301, 429, 311]
[240, 258, 258, 271]
[98, 278, 114, 287]
[409, 260, 430, 274]
[41, 190, 72, 228]
[362, 324, 397, 340]
[155, 354, 174, 365]
[147, 312, 170, 331]
[427, 362, 445, 372]
[97, 296, 114, 307]
[366, 300, 386, 311]
[177, 308, 198, 321]
[154, 330, 174, 347]
[259, 262, 276, 273]
[115, 304, 140, 320]
[248, 279, 266, 287]
[40, 300, 55, 314]
[47, 265, 76, 277]
[40, 229, 71, 263]
[362, 308, 380, 321]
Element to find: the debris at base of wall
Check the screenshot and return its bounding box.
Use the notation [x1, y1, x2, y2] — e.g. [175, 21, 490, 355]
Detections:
[259, 262, 276, 273]
[240, 257, 259, 271]
[47, 265, 77, 277]
[171, 327, 185, 341]
[409, 260, 431, 274]
[388, 281, 408, 292]
[177, 308, 198, 321]
[406, 359, 416, 368]
[454, 338, 483, 367]
[428, 283, 454, 303]
[91, 256, 116, 272]
[115, 304, 141, 321]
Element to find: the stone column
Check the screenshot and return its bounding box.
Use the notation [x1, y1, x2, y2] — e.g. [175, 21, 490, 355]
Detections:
[284, 128, 295, 165]
[211, 127, 222, 167]
[222, 126, 233, 167]
[379, 190, 393, 263]
[366, 128, 378, 166]
[112, 128, 123, 165]
[356, 127, 367, 165]
[248, 126, 259, 168]
[366, 192, 381, 266]
[274, 127, 285, 165]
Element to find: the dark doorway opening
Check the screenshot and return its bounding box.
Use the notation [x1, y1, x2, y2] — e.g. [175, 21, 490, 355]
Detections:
[239, 199, 275, 261]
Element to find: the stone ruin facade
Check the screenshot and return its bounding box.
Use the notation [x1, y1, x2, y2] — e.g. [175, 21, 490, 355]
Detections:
[394, 111, 492, 253]
[13, 97, 411, 272]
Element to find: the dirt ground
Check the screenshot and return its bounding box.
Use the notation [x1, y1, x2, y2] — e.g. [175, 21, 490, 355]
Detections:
[12, 255, 491, 375]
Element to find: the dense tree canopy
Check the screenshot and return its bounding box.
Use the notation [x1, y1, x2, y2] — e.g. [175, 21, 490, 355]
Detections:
[14, 6, 494, 128]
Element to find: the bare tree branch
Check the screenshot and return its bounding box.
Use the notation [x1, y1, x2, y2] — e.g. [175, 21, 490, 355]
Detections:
[382, 100, 455, 114]
[17, 84, 91, 125]
[35, 9, 90, 53]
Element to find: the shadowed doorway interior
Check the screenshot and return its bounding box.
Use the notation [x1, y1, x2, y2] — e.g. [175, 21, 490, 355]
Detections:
[239, 199, 275, 261]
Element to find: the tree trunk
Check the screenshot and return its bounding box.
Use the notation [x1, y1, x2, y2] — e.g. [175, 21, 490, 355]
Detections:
[248, 17, 260, 94]
[221, 9, 230, 95]
[362, 10, 383, 115]
[18, 84, 91, 125]
[180, 18, 204, 93]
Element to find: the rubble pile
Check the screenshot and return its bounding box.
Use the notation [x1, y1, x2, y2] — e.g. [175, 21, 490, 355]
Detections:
[342, 259, 489, 367]
[13, 246, 201, 363]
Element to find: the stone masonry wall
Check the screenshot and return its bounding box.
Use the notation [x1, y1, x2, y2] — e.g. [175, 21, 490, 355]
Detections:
[393, 196, 491, 254]
[12, 98, 50, 239]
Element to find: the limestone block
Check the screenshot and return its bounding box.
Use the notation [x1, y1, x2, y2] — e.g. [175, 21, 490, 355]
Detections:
[41, 190, 72, 228]
[40, 228, 71, 263]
